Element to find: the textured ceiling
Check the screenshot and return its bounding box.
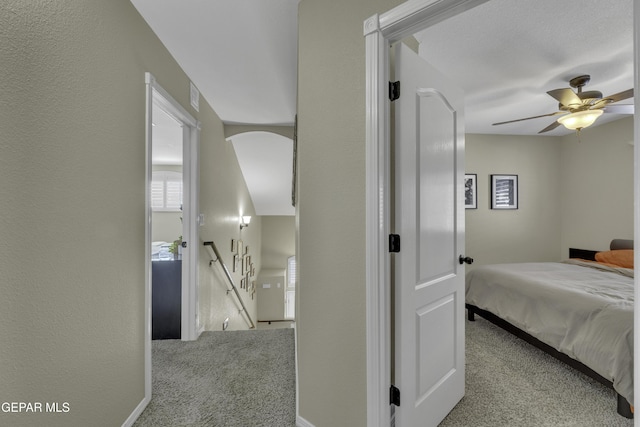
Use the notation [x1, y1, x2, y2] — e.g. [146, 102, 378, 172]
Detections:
[134, 0, 634, 215]
[416, 0, 633, 136]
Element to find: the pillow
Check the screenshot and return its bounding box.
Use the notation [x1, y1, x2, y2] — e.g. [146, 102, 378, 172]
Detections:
[595, 249, 634, 269]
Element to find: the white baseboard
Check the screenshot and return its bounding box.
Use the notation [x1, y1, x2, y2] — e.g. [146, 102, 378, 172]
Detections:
[121, 396, 149, 427]
[296, 415, 315, 427]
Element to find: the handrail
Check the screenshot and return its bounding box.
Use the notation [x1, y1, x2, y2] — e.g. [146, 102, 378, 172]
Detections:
[203, 241, 255, 329]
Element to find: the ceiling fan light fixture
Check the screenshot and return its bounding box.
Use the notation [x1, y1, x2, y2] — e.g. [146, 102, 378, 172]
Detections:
[557, 109, 603, 130]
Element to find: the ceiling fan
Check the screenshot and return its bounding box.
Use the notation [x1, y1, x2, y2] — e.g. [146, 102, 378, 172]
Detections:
[493, 75, 634, 134]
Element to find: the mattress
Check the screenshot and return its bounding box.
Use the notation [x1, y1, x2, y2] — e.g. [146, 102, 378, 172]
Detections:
[465, 259, 634, 406]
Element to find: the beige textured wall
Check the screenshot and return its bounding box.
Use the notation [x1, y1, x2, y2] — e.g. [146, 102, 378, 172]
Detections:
[261, 216, 295, 269]
[0, 1, 257, 425]
[257, 270, 287, 321]
[464, 134, 563, 270]
[297, 0, 402, 425]
[151, 165, 183, 242]
[257, 216, 295, 320]
[151, 212, 182, 243]
[465, 118, 633, 270]
[1, 1, 171, 425]
[198, 111, 260, 332]
[559, 117, 634, 254]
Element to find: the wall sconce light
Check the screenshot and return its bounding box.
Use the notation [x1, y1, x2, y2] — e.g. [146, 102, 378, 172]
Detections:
[240, 215, 251, 230]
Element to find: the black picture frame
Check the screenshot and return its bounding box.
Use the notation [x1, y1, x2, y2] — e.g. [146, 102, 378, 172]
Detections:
[464, 174, 477, 209]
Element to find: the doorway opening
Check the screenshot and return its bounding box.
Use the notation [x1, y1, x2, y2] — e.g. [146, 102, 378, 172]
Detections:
[365, 1, 638, 425]
[144, 72, 201, 401]
[150, 104, 184, 340]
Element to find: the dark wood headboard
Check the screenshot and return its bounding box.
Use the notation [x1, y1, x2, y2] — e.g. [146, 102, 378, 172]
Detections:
[569, 247, 599, 261]
[569, 239, 634, 260]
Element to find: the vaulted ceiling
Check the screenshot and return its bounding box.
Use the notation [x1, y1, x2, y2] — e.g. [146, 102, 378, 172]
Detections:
[132, 0, 633, 215]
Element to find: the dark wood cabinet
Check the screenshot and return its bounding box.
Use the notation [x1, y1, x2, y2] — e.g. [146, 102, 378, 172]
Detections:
[152, 260, 181, 339]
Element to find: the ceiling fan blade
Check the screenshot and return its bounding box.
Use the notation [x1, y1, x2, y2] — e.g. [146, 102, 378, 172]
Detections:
[547, 88, 582, 108]
[606, 88, 634, 103]
[538, 120, 562, 134]
[590, 98, 612, 110]
[590, 88, 634, 110]
[603, 104, 634, 115]
[492, 111, 565, 126]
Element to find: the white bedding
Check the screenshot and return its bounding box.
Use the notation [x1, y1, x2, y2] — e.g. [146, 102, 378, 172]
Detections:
[466, 260, 634, 406]
[151, 241, 173, 260]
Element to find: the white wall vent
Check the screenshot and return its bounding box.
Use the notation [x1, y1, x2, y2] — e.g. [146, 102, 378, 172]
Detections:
[190, 81, 199, 112]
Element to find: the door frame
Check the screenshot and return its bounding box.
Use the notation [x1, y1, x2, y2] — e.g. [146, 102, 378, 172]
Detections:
[144, 72, 201, 397]
[363, 1, 640, 426]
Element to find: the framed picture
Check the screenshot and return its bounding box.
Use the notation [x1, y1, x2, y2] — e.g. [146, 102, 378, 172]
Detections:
[231, 239, 237, 253]
[491, 174, 518, 209]
[292, 114, 297, 207]
[233, 254, 239, 272]
[464, 174, 477, 209]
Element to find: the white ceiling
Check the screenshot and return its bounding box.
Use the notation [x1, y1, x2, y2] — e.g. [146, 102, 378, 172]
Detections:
[131, 0, 299, 125]
[229, 132, 295, 216]
[131, 0, 299, 216]
[152, 103, 183, 165]
[133, 0, 633, 214]
[416, 0, 633, 136]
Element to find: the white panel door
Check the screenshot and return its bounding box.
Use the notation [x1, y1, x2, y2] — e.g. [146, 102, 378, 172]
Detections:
[394, 42, 466, 427]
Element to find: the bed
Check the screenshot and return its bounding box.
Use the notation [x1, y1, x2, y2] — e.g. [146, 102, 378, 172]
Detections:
[465, 239, 634, 418]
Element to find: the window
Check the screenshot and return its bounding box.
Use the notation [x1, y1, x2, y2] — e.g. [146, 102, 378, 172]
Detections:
[151, 171, 182, 211]
[285, 256, 296, 319]
[287, 256, 296, 288]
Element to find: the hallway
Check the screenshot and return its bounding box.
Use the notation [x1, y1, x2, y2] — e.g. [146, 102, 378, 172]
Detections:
[133, 328, 296, 426]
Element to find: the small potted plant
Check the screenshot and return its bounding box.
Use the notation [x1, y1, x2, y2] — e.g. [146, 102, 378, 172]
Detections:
[168, 236, 182, 260]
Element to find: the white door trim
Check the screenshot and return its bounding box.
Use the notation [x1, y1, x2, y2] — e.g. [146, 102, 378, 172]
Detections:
[143, 72, 201, 404]
[365, 2, 640, 426]
[180, 107, 202, 343]
[633, 3, 640, 426]
[364, 4, 489, 424]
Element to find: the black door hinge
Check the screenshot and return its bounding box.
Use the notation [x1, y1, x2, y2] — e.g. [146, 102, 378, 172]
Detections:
[389, 81, 400, 101]
[389, 234, 400, 253]
[181, 241, 188, 248]
[390, 385, 400, 406]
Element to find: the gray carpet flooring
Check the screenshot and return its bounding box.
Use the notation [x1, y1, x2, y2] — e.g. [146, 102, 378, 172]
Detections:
[441, 316, 634, 427]
[133, 328, 296, 427]
[133, 318, 633, 426]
